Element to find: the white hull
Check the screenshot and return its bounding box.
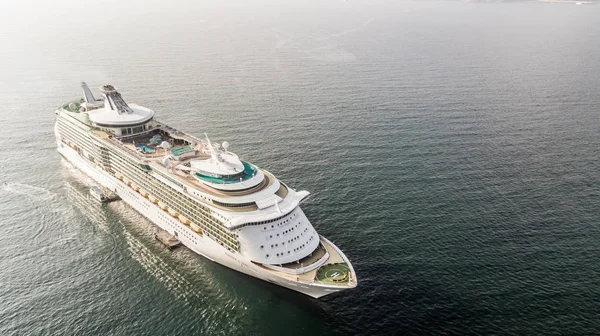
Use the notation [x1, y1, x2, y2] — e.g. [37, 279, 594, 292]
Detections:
[58, 144, 343, 298]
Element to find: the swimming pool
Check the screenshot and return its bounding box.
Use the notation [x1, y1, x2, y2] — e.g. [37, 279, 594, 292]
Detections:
[171, 146, 194, 156]
[194, 162, 257, 184]
[136, 144, 155, 153]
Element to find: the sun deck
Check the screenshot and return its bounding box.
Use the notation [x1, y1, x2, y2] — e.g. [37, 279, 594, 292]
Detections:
[111, 126, 201, 159]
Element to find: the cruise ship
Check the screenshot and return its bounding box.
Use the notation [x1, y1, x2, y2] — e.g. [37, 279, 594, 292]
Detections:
[54, 83, 357, 298]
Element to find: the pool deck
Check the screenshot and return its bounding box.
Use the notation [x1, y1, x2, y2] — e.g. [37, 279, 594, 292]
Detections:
[92, 124, 277, 211]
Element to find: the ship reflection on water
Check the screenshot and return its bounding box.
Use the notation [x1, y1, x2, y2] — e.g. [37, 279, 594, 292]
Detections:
[61, 160, 209, 301]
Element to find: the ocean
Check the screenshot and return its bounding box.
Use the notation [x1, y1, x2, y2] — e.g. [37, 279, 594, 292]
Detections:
[0, 1, 599, 335]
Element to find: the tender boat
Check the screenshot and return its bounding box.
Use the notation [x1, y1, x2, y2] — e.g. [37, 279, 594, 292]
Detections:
[89, 186, 108, 203]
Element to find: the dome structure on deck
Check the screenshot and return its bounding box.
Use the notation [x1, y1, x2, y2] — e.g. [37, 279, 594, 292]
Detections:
[87, 84, 154, 127]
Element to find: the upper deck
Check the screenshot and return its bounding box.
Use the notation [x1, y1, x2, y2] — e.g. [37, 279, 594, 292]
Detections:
[88, 121, 292, 216]
[59, 83, 301, 222]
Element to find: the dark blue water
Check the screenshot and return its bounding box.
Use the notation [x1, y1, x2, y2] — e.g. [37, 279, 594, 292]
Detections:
[0, 1, 599, 335]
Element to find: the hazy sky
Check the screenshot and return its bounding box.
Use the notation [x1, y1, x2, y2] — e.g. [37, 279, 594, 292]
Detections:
[1, 0, 596, 80]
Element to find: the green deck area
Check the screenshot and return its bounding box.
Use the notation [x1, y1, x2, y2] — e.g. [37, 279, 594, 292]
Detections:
[171, 146, 194, 156]
[62, 101, 82, 112]
[194, 161, 256, 184]
[315, 263, 351, 284]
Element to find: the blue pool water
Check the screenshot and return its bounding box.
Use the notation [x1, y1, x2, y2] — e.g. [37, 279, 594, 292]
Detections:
[194, 162, 256, 184]
[171, 146, 194, 156]
[136, 145, 155, 154]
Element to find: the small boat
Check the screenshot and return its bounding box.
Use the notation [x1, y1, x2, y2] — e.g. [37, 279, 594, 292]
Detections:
[168, 208, 179, 217]
[154, 228, 181, 250]
[89, 186, 108, 203]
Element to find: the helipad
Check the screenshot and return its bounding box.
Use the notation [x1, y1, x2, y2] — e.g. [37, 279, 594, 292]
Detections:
[315, 263, 350, 283]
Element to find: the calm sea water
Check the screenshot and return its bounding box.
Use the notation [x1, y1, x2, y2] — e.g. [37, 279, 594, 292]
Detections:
[1, 1, 599, 335]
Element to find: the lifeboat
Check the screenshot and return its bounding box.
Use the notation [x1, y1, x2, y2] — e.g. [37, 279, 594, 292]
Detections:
[158, 202, 168, 211]
[168, 208, 179, 217]
[190, 223, 202, 234]
[140, 189, 149, 198]
[148, 195, 158, 204]
[115, 173, 124, 181]
[134, 186, 140, 192]
[178, 215, 190, 225]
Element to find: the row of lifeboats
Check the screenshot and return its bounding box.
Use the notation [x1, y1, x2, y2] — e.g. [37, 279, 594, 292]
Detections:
[114, 171, 202, 235]
[167, 207, 179, 217]
[190, 223, 202, 233]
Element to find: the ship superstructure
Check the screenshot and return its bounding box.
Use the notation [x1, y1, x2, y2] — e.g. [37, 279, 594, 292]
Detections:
[55, 83, 357, 298]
